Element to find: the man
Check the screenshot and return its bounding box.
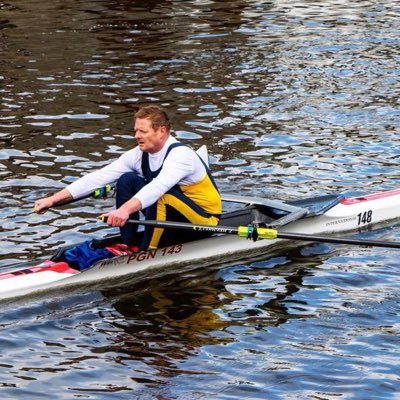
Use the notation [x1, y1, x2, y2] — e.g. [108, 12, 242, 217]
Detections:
[34, 105, 222, 250]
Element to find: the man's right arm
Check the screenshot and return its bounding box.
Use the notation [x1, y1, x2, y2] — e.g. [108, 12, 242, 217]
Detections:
[34, 147, 141, 213]
[34, 188, 73, 213]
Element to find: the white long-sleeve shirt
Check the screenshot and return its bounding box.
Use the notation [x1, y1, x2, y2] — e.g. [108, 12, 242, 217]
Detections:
[66, 136, 207, 209]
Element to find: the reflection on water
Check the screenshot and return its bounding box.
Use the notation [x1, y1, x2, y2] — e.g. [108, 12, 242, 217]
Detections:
[0, 239, 398, 398]
[1, 0, 400, 398]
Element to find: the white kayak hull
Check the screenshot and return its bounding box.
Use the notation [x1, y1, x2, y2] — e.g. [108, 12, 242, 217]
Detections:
[2, 188, 400, 303]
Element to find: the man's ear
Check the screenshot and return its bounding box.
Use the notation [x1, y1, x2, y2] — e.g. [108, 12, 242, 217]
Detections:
[160, 125, 169, 136]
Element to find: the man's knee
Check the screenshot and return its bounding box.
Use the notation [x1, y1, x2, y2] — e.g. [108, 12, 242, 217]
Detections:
[116, 173, 146, 209]
[116, 172, 145, 194]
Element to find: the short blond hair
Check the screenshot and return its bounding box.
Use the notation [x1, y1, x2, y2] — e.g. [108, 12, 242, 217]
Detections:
[135, 105, 171, 131]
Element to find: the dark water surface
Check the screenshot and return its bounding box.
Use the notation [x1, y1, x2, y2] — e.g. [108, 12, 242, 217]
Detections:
[1, 1, 400, 398]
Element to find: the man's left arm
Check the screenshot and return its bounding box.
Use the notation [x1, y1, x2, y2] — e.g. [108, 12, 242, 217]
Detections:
[101, 197, 142, 227]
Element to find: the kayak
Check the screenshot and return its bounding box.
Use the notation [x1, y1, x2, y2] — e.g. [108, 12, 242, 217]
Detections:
[1, 187, 400, 303]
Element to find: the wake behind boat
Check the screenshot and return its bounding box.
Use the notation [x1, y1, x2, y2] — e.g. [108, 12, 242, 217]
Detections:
[2, 187, 400, 303]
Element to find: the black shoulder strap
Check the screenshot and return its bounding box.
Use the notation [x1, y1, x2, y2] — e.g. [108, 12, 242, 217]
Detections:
[141, 142, 185, 183]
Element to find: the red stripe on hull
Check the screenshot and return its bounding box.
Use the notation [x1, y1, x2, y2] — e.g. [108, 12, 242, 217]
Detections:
[341, 188, 400, 205]
[0, 261, 77, 280]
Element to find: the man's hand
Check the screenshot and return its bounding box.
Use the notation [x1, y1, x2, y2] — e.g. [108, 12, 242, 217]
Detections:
[33, 189, 73, 213]
[34, 197, 55, 213]
[101, 208, 131, 227]
[101, 197, 142, 227]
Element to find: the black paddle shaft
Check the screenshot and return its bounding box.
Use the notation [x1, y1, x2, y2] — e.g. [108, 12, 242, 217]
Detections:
[122, 219, 400, 249]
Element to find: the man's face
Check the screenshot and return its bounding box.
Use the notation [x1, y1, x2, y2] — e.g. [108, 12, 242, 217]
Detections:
[134, 117, 168, 153]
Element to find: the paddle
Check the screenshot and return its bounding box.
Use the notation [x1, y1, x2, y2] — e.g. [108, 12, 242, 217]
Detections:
[115, 218, 400, 249]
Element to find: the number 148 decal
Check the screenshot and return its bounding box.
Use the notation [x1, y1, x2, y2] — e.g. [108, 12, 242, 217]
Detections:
[357, 210, 373, 225]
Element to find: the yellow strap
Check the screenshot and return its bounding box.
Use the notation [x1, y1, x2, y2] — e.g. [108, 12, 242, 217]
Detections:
[256, 227, 278, 239]
[237, 226, 278, 240]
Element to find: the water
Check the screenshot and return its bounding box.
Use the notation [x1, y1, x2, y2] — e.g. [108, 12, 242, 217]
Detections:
[1, 0, 400, 398]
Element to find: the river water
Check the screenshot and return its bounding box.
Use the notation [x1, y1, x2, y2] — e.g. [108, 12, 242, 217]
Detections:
[1, 1, 400, 398]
